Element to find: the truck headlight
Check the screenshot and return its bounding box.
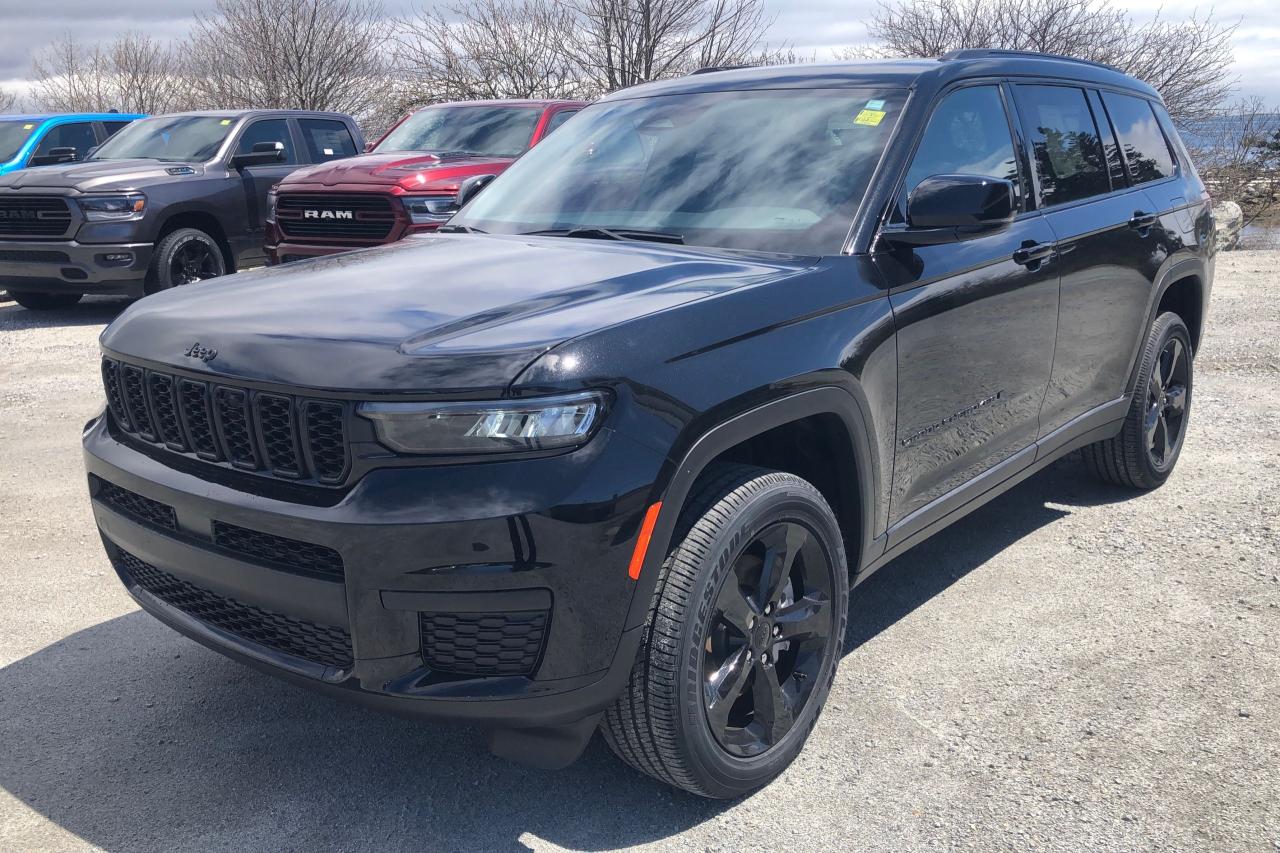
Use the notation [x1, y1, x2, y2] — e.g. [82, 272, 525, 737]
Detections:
[404, 194, 458, 225]
[357, 391, 606, 455]
[79, 194, 146, 222]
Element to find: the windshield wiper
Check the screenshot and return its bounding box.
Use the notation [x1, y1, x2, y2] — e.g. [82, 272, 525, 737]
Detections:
[523, 226, 685, 245]
[437, 224, 486, 234]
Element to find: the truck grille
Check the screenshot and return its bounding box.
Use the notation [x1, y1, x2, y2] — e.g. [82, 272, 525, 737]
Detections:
[0, 196, 73, 237]
[275, 193, 397, 241]
[102, 357, 351, 486]
[420, 610, 550, 678]
[115, 548, 353, 670]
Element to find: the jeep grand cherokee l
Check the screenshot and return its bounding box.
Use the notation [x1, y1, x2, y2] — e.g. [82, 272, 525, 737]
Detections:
[84, 51, 1212, 798]
[265, 99, 584, 264]
[0, 109, 363, 311]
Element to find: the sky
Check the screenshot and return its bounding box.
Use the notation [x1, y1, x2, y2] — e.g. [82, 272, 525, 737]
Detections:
[1, 0, 1277, 106]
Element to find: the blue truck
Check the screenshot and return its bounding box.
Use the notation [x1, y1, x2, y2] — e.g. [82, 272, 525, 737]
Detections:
[0, 113, 145, 175]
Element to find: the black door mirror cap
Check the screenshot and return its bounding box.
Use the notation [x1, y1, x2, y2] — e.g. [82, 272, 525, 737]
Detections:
[230, 142, 286, 169]
[907, 174, 1016, 229]
[457, 174, 497, 207]
[29, 147, 79, 167]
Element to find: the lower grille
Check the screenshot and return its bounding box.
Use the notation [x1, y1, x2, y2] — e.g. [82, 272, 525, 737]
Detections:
[92, 477, 177, 531]
[420, 610, 549, 677]
[0, 249, 70, 263]
[212, 520, 344, 582]
[115, 549, 353, 669]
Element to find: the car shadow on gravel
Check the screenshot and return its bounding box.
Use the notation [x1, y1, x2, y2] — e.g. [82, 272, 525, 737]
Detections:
[0, 458, 1141, 851]
[0, 296, 131, 330]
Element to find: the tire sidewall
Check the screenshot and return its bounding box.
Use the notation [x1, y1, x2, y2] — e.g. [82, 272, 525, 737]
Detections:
[673, 481, 849, 797]
[149, 229, 225, 293]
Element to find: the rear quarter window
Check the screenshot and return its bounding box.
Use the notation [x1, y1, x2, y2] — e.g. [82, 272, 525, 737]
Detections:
[299, 119, 358, 163]
[1101, 92, 1177, 184]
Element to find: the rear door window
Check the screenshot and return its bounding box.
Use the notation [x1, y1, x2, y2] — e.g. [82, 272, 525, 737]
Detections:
[237, 119, 297, 164]
[298, 119, 358, 163]
[102, 120, 134, 139]
[32, 122, 98, 162]
[1014, 85, 1111, 207]
[1101, 92, 1177, 184]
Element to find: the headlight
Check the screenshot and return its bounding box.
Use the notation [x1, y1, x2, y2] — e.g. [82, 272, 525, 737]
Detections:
[79, 194, 146, 222]
[357, 391, 605, 455]
[404, 194, 458, 225]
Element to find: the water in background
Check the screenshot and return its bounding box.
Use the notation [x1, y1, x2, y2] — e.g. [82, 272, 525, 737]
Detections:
[1239, 217, 1280, 250]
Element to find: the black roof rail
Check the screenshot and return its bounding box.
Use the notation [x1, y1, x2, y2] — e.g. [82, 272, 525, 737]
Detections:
[688, 64, 756, 76]
[939, 48, 1121, 73]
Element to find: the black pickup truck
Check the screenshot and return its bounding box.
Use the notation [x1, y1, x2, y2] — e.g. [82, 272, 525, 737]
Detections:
[0, 110, 363, 310]
[83, 52, 1211, 798]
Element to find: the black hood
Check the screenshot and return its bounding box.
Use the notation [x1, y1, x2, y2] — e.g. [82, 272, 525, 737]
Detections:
[0, 159, 204, 192]
[100, 235, 814, 395]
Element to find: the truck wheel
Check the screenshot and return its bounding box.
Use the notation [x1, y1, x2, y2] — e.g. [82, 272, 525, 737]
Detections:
[147, 228, 226, 293]
[602, 464, 849, 798]
[1083, 311, 1193, 489]
[9, 291, 83, 311]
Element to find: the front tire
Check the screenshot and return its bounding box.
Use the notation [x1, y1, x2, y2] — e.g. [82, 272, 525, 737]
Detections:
[9, 291, 83, 311]
[146, 228, 226, 293]
[602, 464, 849, 798]
[1083, 311, 1193, 489]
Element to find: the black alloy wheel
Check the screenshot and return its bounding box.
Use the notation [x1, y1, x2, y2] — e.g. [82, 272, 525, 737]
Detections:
[169, 239, 221, 285]
[703, 520, 834, 758]
[1145, 335, 1190, 469]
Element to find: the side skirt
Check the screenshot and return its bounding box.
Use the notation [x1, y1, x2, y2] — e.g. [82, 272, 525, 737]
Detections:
[855, 396, 1128, 585]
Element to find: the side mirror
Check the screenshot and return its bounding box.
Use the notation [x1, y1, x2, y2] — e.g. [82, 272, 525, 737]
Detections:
[29, 146, 79, 167]
[457, 173, 497, 208]
[364, 141, 376, 153]
[230, 141, 286, 169]
[886, 175, 1016, 246]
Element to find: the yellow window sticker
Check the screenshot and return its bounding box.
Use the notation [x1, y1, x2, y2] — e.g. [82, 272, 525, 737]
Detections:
[220, 119, 232, 125]
[23, 123, 34, 130]
[854, 109, 886, 127]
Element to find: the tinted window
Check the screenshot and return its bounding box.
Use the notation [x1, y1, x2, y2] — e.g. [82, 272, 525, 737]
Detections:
[299, 118, 357, 162]
[455, 89, 904, 255]
[900, 85, 1020, 220]
[1087, 90, 1127, 187]
[92, 115, 237, 162]
[1015, 85, 1110, 206]
[237, 119, 296, 164]
[1102, 92, 1176, 184]
[34, 122, 98, 161]
[0, 121, 39, 163]
[103, 120, 133, 138]
[543, 110, 579, 136]
[376, 106, 543, 157]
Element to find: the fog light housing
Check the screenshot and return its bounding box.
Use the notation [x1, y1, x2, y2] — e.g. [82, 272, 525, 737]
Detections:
[97, 252, 134, 266]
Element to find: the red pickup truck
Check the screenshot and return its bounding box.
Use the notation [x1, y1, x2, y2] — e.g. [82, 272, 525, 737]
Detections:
[265, 99, 585, 263]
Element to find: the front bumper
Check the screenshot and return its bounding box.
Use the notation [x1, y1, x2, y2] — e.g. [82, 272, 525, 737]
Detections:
[82, 414, 664, 729]
[0, 239, 152, 295]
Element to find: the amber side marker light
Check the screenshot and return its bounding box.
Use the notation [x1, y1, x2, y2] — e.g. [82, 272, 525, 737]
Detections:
[627, 502, 663, 580]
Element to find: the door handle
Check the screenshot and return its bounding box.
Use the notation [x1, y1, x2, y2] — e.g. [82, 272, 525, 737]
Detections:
[1128, 211, 1158, 231]
[1013, 242, 1054, 267]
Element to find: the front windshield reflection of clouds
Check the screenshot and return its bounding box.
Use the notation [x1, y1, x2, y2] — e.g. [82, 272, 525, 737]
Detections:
[457, 89, 904, 255]
[91, 116, 236, 163]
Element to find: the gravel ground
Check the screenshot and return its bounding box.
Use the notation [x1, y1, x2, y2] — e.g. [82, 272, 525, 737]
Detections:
[1, 253, 1277, 853]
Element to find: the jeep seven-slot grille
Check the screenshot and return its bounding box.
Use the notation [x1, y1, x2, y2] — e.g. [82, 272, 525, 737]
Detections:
[101, 358, 350, 486]
[0, 196, 72, 237]
[114, 548, 353, 669]
[275, 193, 397, 241]
[420, 610, 550, 677]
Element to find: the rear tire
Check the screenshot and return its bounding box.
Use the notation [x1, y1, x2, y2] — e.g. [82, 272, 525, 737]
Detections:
[602, 464, 849, 798]
[1083, 311, 1193, 489]
[146, 228, 226, 293]
[9, 291, 82, 311]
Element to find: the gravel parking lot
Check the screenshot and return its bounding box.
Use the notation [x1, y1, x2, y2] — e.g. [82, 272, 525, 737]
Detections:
[1, 252, 1277, 852]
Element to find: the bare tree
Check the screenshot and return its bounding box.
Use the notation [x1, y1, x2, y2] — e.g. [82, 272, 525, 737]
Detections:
[562, 0, 773, 91]
[30, 31, 190, 114]
[862, 0, 1237, 124]
[0, 87, 18, 112]
[1190, 97, 1280, 226]
[394, 0, 591, 105]
[187, 0, 390, 122]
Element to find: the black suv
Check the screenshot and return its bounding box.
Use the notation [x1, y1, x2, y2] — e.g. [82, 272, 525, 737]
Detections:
[0, 110, 363, 310]
[83, 52, 1212, 798]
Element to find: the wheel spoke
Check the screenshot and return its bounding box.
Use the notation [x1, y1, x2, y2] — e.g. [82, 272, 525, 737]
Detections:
[1154, 414, 1169, 460]
[1164, 383, 1188, 416]
[1144, 402, 1161, 450]
[1164, 339, 1185, 388]
[715, 580, 757, 637]
[705, 645, 752, 735]
[757, 523, 807, 609]
[773, 592, 829, 644]
[752, 659, 796, 745]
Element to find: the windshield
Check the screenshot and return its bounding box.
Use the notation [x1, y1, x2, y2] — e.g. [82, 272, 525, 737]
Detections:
[454, 89, 903, 255]
[376, 105, 543, 158]
[0, 120, 40, 163]
[90, 115, 237, 163]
